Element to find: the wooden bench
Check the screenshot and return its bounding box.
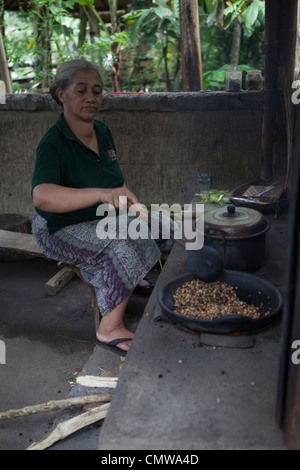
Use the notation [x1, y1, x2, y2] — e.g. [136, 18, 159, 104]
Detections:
[0, 229, 101, 330]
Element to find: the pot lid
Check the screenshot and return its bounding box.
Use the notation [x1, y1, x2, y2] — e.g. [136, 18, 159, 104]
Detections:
[204, 204, 270, 239]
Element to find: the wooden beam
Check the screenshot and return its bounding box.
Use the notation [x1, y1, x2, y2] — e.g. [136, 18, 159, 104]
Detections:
[180, 0, 203, 92]
[0, 229, 44, 257]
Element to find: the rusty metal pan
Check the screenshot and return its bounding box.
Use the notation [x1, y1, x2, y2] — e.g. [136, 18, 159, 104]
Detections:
[230, 181, 289, 214]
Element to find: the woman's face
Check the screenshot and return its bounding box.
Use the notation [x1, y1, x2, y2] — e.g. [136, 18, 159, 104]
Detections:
[57, 68, 103, 122]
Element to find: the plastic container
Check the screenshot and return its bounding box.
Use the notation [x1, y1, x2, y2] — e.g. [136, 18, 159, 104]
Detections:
[198, 172, 211, 193]
[225, 65, 242, 92]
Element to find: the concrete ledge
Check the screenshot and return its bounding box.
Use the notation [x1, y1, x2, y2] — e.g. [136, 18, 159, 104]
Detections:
[97, 213, 289, 450]
[102, 91, 264, 112]
[1, 90, 263, 112]
[1, 93, 60, 111]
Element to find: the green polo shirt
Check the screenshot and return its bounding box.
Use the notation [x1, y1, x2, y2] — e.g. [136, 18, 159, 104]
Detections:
[32, 113, 124, 234]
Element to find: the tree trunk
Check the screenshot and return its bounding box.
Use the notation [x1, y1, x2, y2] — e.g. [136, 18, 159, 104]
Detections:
[84, 6, 99, 44]
[180, 0, 203, 91]
[111, 42, 121, 92]
[0, 30, 12, 94]
[163, 22, 171, 92]
[108, 0, 118, 34]
[109, 1, 122, 92]
[230, 17, 241, 65]
[34, 7, 52, 90]
[78, 5, 88, 49]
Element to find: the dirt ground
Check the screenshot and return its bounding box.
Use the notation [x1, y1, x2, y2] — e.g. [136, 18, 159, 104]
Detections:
[0, 255, 153, 450]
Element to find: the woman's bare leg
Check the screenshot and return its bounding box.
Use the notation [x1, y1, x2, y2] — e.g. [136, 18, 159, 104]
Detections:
[96, 291, 134, 353]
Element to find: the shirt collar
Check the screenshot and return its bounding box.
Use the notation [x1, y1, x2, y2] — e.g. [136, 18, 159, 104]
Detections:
[57, 113, 107, 143]
[56, 113, 80, 142]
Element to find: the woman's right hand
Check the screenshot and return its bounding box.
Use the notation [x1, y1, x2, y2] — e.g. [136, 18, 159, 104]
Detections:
[98, 185, 139, 210]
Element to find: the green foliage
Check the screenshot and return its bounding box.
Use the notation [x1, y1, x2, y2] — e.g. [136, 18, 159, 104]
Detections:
[199, 0, 265, 89]
[2, 0, 265, 92]
[224, 0, 265, 37]
[121, 0, 181, 91]
[3, 0, 80, 89]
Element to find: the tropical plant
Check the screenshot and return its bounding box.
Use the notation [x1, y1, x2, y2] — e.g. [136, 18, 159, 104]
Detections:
[2, 0, 78, 90]
[199, 0, 265, 90]
[121, 0, 181, 91]
[1, 0, 265, 92]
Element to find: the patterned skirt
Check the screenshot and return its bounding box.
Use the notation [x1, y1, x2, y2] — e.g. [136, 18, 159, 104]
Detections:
[32, 212, 174, 317]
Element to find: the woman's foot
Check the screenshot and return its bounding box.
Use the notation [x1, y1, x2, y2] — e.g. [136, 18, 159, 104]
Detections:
[96, 292, 134, 354]
[95, 326, 134, 354]
[134, 278, 155, 297]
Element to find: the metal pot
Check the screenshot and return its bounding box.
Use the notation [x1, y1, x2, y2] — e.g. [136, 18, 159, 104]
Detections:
[203, 204, 270, 272]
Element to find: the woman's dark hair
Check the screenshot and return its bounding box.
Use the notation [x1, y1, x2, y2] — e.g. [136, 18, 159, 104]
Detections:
[50, 59, 103, 106]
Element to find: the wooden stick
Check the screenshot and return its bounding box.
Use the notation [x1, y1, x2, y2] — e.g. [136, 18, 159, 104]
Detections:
[27, 402, 110, 451]
[0, 393, 112, 421]
[45, 266, 76, 295]
[76, 375, 118, 388]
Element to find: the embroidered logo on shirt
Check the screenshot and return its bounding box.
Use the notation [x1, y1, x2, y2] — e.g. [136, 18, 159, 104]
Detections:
[108, 149, 117, 160]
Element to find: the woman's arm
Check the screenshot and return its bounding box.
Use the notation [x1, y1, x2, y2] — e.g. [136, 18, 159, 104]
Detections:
[32, 183, 139, 213]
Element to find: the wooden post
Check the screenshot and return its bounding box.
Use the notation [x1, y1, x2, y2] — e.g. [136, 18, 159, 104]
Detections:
[262, 0, 298, 181]
[294, 3, 300, 79]
[261, 0, 281, 180]
[180, 0, 203, 91]
[277, 0, 298, 77]
[276, 104, 300, 450]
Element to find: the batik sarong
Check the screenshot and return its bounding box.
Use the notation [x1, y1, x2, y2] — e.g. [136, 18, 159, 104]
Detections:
[32, 211, 173, 316]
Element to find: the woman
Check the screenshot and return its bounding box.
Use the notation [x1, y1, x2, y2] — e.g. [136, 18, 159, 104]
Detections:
[31, 59, 173, 356]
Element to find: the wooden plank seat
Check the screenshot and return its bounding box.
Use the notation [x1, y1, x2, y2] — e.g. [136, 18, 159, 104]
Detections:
[0, 229, 101, 330]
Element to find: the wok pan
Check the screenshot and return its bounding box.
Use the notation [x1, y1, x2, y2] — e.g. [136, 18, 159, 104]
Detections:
[157, 271, 283, 333]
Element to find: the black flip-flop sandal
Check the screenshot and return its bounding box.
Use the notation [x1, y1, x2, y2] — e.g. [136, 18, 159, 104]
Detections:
[134, 278, 155, 297]
[93, 334, 132, 357]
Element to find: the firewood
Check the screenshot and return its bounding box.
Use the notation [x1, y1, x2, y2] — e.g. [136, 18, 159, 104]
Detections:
[0, 393, 112, 421]
[27, 403, 110, 451]
[76, 375, 118, 388]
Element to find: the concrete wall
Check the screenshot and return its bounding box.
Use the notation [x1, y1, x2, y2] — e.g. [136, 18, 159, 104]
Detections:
[0, 91, 265, 218]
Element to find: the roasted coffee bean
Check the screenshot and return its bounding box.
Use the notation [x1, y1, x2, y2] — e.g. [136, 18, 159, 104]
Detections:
[173, 279, 262, 321]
